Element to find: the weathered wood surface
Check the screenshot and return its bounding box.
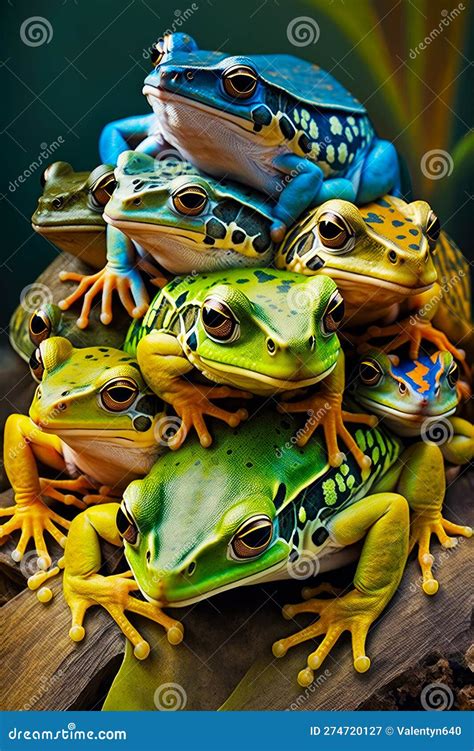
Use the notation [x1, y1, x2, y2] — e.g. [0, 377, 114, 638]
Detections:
[1, 473, 472, 711]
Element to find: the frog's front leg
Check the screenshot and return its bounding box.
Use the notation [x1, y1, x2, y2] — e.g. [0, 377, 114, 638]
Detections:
[393, 440, 472, 595]
[279, 353, 376, 470]
[355, 138, 402, 203]
[98, 113, 158, 165]
[62, 503, 183, 654]
[136, 331, 249, 449]
[273, 492, 409, 686]
[59, 226, 153, 329]
[1, 414, 73, 568]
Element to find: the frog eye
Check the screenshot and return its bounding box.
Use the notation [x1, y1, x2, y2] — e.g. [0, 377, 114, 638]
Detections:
[359, 359, 383, 387]
[89, 167, 116, 209]
[447, 361, 459, 389]
[317, 212, 353, 252]
[100, 378, 139, 412]
[321, 290, 345, 336]
[116, 504, 139, 546]
[231, 515, 273, 560]
[426, 211, 441, 250]
[201, 298, 240, 343]
[222, 65, 258, 99]
[150, 38, 165, 67]
[172, 185, 208, 216]
[40, 165, 54, 187]
[29, 309, 52, 347]
[29, 347, 45, 382]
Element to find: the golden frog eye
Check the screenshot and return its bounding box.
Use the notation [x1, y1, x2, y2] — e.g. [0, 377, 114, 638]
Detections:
[222, 65, 258, 99]
[359, 359, 383, 387]
[100, 378, 139, 412]
[321, 290, 345, 336]
[29, 347, 45, 382]
[201, 298, 240, 343]
[116, 505, 139, 546]
[231, 515, 273, 560]
[447, 361, 459, 389]
[426, 211, 441, 250]
[29, 309, 52, 347]
[88, 166, 116, 209]
[317, 212, 353, 251]
[150, 38, 165, 67]
[172, 185, 208, 215]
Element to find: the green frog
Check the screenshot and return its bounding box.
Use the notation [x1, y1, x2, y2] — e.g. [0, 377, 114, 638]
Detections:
[1, 337, 164, 570]
[276, 195, 471, 368]
[124, 268, 376, 469]
[140, 35, 402, 241]
[31, 162, 115, 269]
[57, 396, 471, 687]
[58, 151, 277, 327]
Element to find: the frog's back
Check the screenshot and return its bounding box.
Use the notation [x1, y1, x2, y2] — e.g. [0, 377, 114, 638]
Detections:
[434, 231, 471, 323]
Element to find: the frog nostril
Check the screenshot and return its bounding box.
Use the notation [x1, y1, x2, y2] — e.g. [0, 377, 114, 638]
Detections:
[309, 335, 315, 351]
[187, 561, 196, 576]
[267, 338, 276, 355]
[388, 250, 398, 264]
[133, 198, 142, 206]
[146, 550, 151, 563]
[57, 402, 67, 412]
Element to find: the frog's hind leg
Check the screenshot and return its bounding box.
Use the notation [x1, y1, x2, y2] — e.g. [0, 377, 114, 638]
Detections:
[272, 492, 409, 686]
[355, 138, 402, 203]
[393, 441, 472, 595]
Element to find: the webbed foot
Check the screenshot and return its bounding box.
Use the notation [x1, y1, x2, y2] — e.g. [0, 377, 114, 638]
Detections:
[279, 392, 376, 471]
[63, 569, 183, 655]
[0, 499, 70, 570]
[59, 266, 149, 328]
[410, 513, 472, 595]
[166, 383, 250, 450]
[272, 586, 376, 686]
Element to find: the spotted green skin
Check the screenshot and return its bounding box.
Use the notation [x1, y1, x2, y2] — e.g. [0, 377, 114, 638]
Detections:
[124, 268, 341, 395]
[122, 410, 401, 606]
[352, 349, 458, 437]
[105, 151, 275, 273]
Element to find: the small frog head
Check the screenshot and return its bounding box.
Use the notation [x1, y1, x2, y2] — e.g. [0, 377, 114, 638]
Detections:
[104, 152, 274, 272]
[353, 349, 459, 436]
[276, 195, 440, 297]
[29, 337, 162, 438]
[119, 449, 290, 606]
[178, 270, 344, 395]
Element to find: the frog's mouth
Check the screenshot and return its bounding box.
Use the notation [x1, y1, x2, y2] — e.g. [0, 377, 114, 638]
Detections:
[143, 86, 255, 135]
[319, 267, 434, 296]
[104, 214, 200, 244]
[195, 356, 337, 393]
[354, 396, 456, 424]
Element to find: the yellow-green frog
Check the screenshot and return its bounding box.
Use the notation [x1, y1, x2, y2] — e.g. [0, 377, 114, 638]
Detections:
[275, 195, 471, 368]
[124, 268, 376, 469]
[1, 337, 164, 569]
[57, 396, 471, 687]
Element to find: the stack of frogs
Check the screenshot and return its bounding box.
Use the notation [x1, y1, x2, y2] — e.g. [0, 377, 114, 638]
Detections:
[4, 32, 473, 691]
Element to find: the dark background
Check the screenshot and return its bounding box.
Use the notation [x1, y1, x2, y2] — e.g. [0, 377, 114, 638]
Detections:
[1, 0, 473, 329]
